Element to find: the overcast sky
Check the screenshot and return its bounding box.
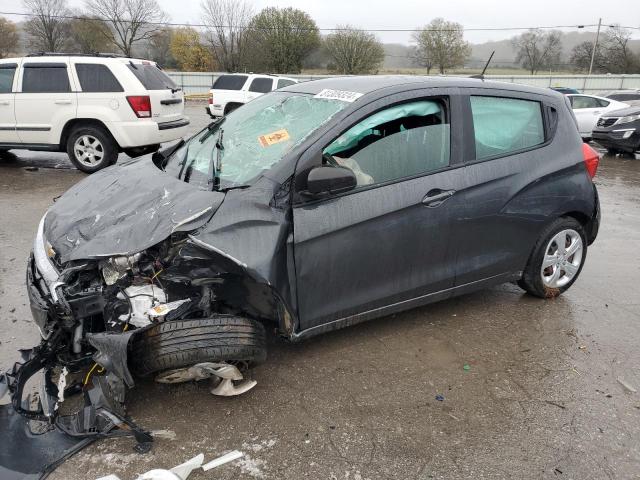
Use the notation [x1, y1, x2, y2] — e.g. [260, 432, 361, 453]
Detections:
[1, 0, 639, 44]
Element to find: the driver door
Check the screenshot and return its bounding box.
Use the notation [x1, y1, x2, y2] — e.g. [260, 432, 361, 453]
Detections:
[292, 89, 466, 332]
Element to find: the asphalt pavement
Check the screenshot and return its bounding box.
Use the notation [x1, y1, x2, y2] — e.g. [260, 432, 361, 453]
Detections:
[0, 103, 639, 479]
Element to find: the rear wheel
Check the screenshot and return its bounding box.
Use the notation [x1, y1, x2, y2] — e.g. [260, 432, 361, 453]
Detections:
[518, 217, 587, 298]
[66, 126, 118, 173]
[129, 316, 267, 377]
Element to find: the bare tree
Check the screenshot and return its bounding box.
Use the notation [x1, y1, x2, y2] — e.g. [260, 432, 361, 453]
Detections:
[412, 18, 471, 74]
[513, 29, 562, 74]
[0, 17, 20, 58]
[324, 26, 384, 74]
[23, 0, 69, 52]
[84, 0, 169, 57]
[570, 41, 606, 73]
[600, 25, 639, 74]
[68, 15, 112, 53]
[201, 0, 252, 72]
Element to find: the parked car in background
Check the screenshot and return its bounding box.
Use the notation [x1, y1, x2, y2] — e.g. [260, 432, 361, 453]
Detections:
[592, 104, 640, 154]
[207, 73, 297, 118]
[551, 86, 580, 94]
[600, 89, 640, 103]
[0, 54, 189, 173]
[566, 93, 629, 142]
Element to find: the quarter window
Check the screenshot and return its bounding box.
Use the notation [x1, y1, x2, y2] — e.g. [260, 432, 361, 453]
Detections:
[23, 65, 71, 93]
[249, 77, 273, 93]
[323, 100, 450, 187]
[470, 96, 545, 161]
[0, 65, 15, 93]
[75, 63, 123, 92]
[277, 79, 295, 89]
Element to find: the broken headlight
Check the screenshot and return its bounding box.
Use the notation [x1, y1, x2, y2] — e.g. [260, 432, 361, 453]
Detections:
[33, 211, 64, 302]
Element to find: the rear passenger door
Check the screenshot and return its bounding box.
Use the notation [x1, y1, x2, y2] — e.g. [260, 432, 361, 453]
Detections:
[454, 91, 550, 287]
[15, 60, 77, 145]
[0, 61, 18, 143]
[570, 95, 603, 135]
[71, 62, 124, 121]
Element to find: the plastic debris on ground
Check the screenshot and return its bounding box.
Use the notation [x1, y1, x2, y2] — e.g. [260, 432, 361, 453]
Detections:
[435, 394, 445, 401]
[617, 377, 637, 393]
[202, 450, 244, 471]
[463, 364, 471, 371]
[96, 453, 204, 480]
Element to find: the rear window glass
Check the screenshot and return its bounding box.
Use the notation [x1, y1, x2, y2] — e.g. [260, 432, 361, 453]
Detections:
[470, 96, 545, 160]
[22, 65, 70, 93]
[127, 63, 177, 90]
[277, 78, 295, 89]
[75, 63, 123, 92]
[0, 66, 15, 93]
[249, 77, 273, 93]
[212, 75, 248, 90]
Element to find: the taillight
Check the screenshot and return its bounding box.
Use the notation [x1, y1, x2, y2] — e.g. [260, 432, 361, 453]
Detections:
[126, 95, 152, 118]
[582, 143, 600, 179]
[208, 93, 213, 105]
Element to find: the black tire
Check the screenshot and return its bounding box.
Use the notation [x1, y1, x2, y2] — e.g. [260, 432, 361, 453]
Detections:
[66, 125, 118, 173]
[130, 316, 267, 377]
[607, 148, 620, 155]
[518, 217, 587, 298]
[582, 137, 592, 143]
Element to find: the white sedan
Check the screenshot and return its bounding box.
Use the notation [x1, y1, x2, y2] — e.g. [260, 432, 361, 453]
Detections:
[567, 94, 629, 141]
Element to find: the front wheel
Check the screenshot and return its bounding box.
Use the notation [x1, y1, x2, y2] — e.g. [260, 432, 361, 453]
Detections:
[66, 126, 118, 173]
[518, 217, 587, 298]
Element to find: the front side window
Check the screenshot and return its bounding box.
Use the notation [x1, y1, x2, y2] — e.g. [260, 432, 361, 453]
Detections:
[0, 66, 15, 93]
[22, 65, 70, 93]
[470, 96, 544, 161]
[249, 77, 273, 93]
[164, 92, 349, 189]
[323, 100, 450, 187]
[75, 63, 123, 92]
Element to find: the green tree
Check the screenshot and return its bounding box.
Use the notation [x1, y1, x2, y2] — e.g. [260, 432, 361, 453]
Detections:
[0, 17, 20, 58]
[246, 7, 320, 73]
[412, 18, 471, 74]
[324, 26, 385, 74]
[68, 15, 112, 53]
[170, 27, 214, 72]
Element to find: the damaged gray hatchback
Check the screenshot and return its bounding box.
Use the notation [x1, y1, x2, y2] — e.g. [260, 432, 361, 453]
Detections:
[1, 76, 600, 474]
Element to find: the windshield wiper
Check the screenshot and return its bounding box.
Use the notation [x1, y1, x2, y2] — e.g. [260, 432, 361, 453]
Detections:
[212, 128, 224, 191]
[199, 117, 225, 144]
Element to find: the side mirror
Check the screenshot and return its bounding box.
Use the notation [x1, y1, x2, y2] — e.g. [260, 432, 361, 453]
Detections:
[306, 166, 357, 196]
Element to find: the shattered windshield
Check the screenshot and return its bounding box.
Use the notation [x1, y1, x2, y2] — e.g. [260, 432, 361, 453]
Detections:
[165, 92, 349, 189]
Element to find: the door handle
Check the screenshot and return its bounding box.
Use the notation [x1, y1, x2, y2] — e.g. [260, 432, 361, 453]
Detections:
[422, 189, 456, 207]
[54, 100, 72, 105]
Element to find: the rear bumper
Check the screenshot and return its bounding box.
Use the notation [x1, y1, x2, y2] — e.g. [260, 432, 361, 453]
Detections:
[106, 117, 190, 148]
[207, 104, 224, 118]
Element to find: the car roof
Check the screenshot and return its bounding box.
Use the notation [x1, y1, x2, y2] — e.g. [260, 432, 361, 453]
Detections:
[282, 75, 561, 98]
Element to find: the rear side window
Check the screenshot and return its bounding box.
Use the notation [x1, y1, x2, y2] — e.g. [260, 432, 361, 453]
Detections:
[22, 64, 70, 93]
[212, 75, 247, 90]
[75, 63, 123, 92]
[470, 96, 545, 161]
[277, 78, 295, 89]
[0, 65, 16, 93]
[572, 96, 600, 109]
[248, 77, 273, 93]
[127, 63, 177, 90]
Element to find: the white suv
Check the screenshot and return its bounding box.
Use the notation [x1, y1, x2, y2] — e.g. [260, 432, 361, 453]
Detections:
[0, 54, 189, 172]
[207, 73, 297, 118]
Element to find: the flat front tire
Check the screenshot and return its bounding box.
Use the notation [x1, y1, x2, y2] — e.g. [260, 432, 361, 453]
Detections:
[130, 316, 267, 377]
[66, 126, 118, 173]
[518, 217, 587, 298]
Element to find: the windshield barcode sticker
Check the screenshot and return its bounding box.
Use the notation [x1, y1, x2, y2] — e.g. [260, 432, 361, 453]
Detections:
[314, 89, 363, 102]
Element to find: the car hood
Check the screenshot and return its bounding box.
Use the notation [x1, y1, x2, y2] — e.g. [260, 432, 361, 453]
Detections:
[45, 157, 225, 263]
[603, 105, 640, 117]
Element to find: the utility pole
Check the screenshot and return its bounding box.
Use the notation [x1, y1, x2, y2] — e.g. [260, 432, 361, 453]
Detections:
[588, 18, 602, 76]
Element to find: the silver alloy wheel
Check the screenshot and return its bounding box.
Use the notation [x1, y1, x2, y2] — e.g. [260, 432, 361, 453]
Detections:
[540, 229, 583, 288]
[73, 134, 105, 167]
